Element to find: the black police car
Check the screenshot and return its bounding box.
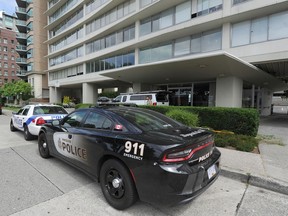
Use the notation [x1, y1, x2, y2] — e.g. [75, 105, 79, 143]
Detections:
[38, 106, 221, 210]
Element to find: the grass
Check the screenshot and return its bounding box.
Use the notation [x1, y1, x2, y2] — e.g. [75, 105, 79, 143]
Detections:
[256, 134, 284, 146]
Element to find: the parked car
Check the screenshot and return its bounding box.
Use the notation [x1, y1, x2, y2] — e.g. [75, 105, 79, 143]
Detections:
[112, 91, 170, 106]
[97, 97, 111, 103]
[10, 104, 68, 140]
[0, 104, 2, 115]
[38, 105, 221, 209]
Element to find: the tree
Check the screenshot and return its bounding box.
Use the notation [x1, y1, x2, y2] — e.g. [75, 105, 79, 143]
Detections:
[0, 80, 32, 103]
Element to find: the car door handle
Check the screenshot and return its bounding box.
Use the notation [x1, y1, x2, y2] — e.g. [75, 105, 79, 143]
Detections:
[68, 134, 72, 139]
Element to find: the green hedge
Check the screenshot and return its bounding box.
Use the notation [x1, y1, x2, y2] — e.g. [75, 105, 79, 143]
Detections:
[166, 109, 199, 127]
[141, 106, 259, 137]
[75, 103, 94, 109]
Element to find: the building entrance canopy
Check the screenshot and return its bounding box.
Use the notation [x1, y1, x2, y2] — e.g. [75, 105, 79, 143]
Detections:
[104, 51, 287, 92]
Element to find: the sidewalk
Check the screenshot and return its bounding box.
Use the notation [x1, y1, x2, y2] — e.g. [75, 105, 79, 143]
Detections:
[220, 114, 288, 195]
[2, 109, 288, 195]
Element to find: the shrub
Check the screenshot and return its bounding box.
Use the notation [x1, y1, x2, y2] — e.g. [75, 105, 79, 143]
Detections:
[141, 106, 259, 136]
[214, 133, 258, 152]
[166, 109, 198, 127]
[75, 103, 94, 109]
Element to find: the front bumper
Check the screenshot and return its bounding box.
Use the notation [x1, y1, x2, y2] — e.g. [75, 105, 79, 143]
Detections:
[133, 148, 221, 206]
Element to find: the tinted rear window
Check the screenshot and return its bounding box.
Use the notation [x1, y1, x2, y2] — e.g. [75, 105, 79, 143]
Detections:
[156, 92, 169, 102]
[33, 106, 68, 115]
[113, 108, 182, 132]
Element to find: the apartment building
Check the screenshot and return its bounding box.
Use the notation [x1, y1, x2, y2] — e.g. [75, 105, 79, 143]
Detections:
[0, 11, 20, 87]
[46, 0, 288, 115]
[15, 0, 48, 101]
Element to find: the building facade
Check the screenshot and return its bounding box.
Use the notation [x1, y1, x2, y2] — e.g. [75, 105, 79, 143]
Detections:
[46, 0, 288, 115]
[15, 0, 49, 101]
[0, 12, 20, 87]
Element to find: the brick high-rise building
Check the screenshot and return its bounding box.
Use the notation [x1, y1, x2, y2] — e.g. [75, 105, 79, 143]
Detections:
[0, 11, 19, 87]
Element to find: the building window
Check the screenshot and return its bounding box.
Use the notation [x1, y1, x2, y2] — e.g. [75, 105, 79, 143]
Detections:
[175, 1, 191, 24]
[140, 43, 173, 64]
[86, 25, 135, 55]
[3, 38, 8, 44]
[231, 11, 288, 47]
[27, 35, 34, 46]
[4, 63, 8, 68]
[140, 0, 157, 8]
[50, 46, 84, 66]
[11, 71, 15, 76]
[4, 71, 8, 76]
[232, 0, 250, 5]
[86, 0, 136, 35]
[139, 28, 222, 63]
[4, 54, 8, 60]
[86, 52, 135, 73]
[27, 49, 33, 58]
[197, 0, 223, 16]
[11, 56, 15, 60]
[86, 0, 109, 14]
[3, 46, 8, 52]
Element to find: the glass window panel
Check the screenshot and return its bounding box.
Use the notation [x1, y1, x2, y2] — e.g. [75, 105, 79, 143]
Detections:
[117, 31, 123, 44]
[174, 37, 190, 56]
[160, 8, 173, 29]
[117, 4, 124, 18]
[151, 44, 172, 62]
[175, 1, 191, 24]
[140, 0, 152, 8]
[152, 15, 160, 32]
[202, 29, 222, 52]
[232, 21, 250, 47]
[140, 18, 152, 36]
[116, 55, 123, 68]
[269, 12, 288, 40]
[251, 17, 268, 43]
[191, 34, 201, 53]
[139, 48, 151, 64]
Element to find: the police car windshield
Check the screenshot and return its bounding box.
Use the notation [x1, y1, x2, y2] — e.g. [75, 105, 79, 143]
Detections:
[114, 109, 182, 132]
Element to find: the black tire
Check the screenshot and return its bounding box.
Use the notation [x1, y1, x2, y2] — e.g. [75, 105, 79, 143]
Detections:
[24, 124, 33, 141]
[38, 133, 50, 158]
[10, 120, 16, 132]
[100, 159, 138, 210]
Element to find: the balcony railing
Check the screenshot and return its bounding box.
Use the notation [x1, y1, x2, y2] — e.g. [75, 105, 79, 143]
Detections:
[15, 7, 26, 13]
[16, 20, 26, 26]
[16, 70, 28, 76]
[16, 33, 27, 39]
[16, 58, 27, 63]
[16, 45, 27, 51]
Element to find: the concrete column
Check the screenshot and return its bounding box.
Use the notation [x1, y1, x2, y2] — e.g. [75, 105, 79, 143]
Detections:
[251, 85, 255, 108]
[49, 87, 61, 103]
[82, 83, 97, 104]
[222, 23, 231, 50]
[260, 88, 273, 116]
[209, 82, 216, 107]
[216, 76, 243, 107]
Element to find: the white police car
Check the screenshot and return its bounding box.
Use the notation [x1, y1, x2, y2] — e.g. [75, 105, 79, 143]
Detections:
[10, 104, 68, 140]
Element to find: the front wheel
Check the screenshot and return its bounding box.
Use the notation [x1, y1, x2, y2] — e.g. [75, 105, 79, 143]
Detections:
[100, 159, 138, 210]
[38, 133, 50, 158]
[24, 125, 33, 141]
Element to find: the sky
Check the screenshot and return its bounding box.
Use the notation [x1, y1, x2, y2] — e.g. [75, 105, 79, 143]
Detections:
[0, 0, 17, 16]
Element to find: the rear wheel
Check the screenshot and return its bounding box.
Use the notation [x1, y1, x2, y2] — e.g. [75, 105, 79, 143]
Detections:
[100, 159, 138, 210]
[10, 120, 16, 132]
[38, 133, 50, 158]
[24, 125, 33, 141]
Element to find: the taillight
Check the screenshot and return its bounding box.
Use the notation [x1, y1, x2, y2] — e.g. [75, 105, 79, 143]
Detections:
[35, 117, 46, 125]
[162, 142, 213, 163]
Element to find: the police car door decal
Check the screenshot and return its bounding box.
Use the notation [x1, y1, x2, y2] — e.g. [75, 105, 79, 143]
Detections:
[53, 132, 88, 164]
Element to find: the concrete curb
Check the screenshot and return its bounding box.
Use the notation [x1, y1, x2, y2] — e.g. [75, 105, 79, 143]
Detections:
[221, 167, 288, 196]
